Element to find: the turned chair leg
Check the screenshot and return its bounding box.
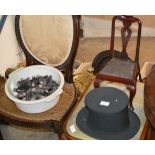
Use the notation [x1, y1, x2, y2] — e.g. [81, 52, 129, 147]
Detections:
[127, 85, 136, 111]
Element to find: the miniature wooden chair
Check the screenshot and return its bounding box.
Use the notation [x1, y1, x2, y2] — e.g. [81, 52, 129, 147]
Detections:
[0, 15, 80, 139]
[94, 15, 142, 110]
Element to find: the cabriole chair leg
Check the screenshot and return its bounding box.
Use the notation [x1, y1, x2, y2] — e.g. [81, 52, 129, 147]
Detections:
[127, 85, 136, 111]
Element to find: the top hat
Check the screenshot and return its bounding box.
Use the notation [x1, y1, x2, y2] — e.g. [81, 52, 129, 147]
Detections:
[76, 87, 140, 140]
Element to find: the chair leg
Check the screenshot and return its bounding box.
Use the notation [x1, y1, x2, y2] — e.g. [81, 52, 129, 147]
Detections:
[139, 73, 143, 82]
[94, 78, 102, 88]
[127, 85, 136, 111]
[0, 130, 3, 140]
[59, 133, 68, 140]
[0, 118, 6, 140]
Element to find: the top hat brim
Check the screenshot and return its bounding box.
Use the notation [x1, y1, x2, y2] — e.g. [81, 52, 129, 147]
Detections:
[76, 107, 140, 140]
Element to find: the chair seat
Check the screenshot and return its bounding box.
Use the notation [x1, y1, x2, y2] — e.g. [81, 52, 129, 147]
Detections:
[99, 59, 136, 80]
[0, 77, 76, 125]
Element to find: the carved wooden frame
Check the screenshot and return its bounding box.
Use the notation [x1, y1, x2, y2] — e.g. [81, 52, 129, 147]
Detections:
[15, 15, 80, 83]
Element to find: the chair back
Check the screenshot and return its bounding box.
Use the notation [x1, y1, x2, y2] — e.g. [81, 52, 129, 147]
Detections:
[15, 15, 80, 83]
[110, 15, 142, 63]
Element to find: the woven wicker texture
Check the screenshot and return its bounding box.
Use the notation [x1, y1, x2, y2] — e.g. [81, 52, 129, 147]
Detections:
[0, 77, 75, 123]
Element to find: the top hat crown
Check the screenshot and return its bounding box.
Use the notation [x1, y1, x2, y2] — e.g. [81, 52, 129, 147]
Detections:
[76, 87, 140, 140]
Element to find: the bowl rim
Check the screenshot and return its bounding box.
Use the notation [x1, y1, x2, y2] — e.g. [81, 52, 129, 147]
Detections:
[5, 65, 64, 104]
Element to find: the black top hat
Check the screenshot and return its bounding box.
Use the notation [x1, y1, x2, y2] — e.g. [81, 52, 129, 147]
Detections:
[76, 87, 140, 140]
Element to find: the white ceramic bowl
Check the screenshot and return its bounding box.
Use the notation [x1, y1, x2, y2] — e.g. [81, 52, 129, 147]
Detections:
[5, 65, 64, 113]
